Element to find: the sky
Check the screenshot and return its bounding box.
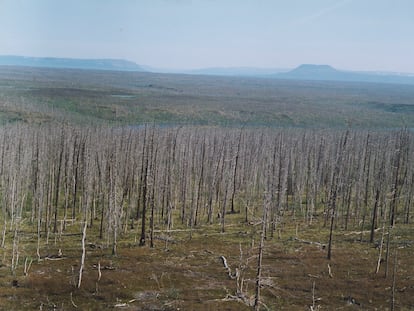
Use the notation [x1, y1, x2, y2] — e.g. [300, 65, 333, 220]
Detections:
[0, 0, 413, 73]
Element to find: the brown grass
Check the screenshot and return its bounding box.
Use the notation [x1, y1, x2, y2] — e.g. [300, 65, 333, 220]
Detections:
[0, 217, 413, 310]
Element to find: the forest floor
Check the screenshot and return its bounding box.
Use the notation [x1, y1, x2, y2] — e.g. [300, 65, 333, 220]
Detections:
[0, 213, 413, 310]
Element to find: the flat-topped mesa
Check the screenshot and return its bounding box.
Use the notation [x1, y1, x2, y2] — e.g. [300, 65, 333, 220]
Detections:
[0, 55, 144, 72]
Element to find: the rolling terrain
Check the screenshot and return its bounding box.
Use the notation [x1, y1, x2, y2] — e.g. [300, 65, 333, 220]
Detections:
[0, 65, 413, 310]
[1, 66, 414, 128]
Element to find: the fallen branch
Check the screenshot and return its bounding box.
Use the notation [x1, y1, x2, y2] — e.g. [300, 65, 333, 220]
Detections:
[327, 264, 333, 278]
[223, 293, 254, 307]
[92, 264, 115, 270]
[44, 249, 63, 260]
[88, 243, 103, 249]
[153, 229, 197, 233]
[344, 228, 381, 236]
[45, 256, 65, 261]
[154, 235, 176, 243]
[294, 238, 326, 249]
[114, 299, 137, 308]
[70, 292, 78, 308]
[220, 255, 237, 279]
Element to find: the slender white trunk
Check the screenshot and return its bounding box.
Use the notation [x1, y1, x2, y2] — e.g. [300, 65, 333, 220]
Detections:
[78, 221, 87, 288]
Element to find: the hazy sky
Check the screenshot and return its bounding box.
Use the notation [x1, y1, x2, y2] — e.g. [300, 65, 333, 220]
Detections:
[1, 0, 413, 72]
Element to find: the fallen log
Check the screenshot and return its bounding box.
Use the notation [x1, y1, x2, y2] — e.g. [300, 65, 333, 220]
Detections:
[294, 237, 326, 249]
[220, 255, 237, 279]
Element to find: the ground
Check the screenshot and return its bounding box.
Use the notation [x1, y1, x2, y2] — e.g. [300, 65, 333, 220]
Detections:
[0, 213, 412, 310]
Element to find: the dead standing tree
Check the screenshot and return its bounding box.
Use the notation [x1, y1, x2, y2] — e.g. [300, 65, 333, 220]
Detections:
[139, 127, 154, 246]
[389, 129, 409, 227]
[229, 128, 243, 214]
[254, 152, 273, 311]
[0, 124, 413, 298]
[327, 131, 349, 260]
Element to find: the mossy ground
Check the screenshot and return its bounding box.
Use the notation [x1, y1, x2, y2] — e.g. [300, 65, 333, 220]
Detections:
[0, 213, 413, 310]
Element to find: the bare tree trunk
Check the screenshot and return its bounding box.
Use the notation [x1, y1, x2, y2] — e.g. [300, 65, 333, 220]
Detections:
[390, 130, 407, 227]
[375, 224, 385, 274]
[221, 181, 229, 233]
[360, 134, 371, 237]
[254, 194, 268, 311]
[327, 131, 349, 260]
[180, 133, 190, 225]
[404, 171, 413, 224]
[230, 129, 242, 214]
[139, 128, 153, 246]
[194, 135, 206, 226]
[208, 138, 224, 224]
[370, 188, 380, 243]
[136, 126, 147, 220]
[53, 128, 65, 233]
[78, 220, 87, 288]
[385, 226, 392, 278]
[327, 191, 336, 260]
[149, 138, 159, 248]
[391, 249, 398, 311]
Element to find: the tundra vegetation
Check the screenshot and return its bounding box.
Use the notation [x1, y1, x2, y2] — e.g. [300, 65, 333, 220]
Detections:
[0, 67, 413, 310]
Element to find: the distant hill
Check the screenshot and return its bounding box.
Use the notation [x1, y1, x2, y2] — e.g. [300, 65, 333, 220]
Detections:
[0, 55, 144, 72]
[281, 64, 343, 80]
[275, 64, 414, 85]
[146, 63, 414, 85]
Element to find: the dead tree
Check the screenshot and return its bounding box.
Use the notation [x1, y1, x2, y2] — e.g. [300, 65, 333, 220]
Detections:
[327, 131, 349, 260]
[230, 129, 243, 214]
[53, 127, 65, 233]
[77, 220, 88, 288]
[254, 192, 269, 311]
[139, 127, 154, 246]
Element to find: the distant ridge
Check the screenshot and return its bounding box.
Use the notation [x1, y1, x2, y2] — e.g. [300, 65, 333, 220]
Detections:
[0, 55, 144, 72]
[275, 64, 414, 85]
[145, 63, 414, 85]
[286, 64, 340, 78]
[185, 67, 289, 77]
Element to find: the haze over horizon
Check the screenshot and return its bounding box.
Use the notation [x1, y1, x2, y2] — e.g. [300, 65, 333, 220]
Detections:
[1, 0, 413, 73]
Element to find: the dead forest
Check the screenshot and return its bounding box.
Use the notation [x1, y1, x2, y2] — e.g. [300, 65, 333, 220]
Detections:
[0, 124, 413, 310]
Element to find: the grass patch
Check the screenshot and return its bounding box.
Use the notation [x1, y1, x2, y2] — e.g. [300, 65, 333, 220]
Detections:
[0, 216, 412, 310]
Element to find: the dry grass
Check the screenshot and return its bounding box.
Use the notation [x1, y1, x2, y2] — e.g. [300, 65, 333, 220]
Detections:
[0, 215, 413, 310]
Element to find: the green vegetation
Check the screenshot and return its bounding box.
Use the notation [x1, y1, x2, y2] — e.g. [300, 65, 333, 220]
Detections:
[0, 67, 413, 310]
[1, 66, 414, 127]
[1, 214, 413, 310]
